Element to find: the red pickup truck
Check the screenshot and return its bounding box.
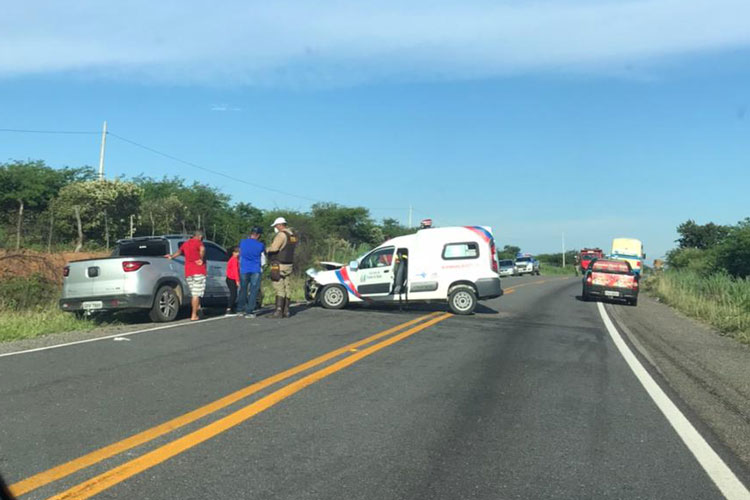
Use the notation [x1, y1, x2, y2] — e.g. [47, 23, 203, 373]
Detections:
[582, 259, 639, 306]
[579, 248, 604, 273]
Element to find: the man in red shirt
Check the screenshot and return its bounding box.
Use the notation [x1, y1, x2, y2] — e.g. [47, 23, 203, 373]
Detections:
[166, 230, 206, 321]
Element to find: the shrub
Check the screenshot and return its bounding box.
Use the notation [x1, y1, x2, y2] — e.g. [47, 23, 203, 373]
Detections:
[0, 273, 59, 310]
[715, 220, 750, 278]
[666, 247, 719, 275]
[644, 270, 750, 344]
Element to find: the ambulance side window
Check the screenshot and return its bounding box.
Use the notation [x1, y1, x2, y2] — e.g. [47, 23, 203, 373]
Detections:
[442, 242, 479, 260]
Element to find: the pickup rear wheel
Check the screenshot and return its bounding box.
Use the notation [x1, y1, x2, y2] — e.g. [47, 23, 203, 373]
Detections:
[150, 285, 180, 322]
[448, 286, 477, 315]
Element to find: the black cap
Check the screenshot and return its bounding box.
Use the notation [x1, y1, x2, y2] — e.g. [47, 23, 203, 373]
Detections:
[250, 227, 263, 234]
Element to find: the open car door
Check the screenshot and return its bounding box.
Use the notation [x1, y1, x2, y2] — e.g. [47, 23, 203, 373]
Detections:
[352, 246, 395, 299]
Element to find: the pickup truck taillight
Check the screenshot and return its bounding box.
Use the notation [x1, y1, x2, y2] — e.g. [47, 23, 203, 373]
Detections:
[63, 265, 70, 277]
[122, 261, 149, 272]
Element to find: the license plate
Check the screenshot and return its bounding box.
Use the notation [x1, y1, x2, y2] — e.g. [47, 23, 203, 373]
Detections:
[604, 291, 620, 297]
[82, 301, 103, 311]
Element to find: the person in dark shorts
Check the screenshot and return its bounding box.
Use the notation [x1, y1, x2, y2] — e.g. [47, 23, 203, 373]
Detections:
[225, 246, 240, 315]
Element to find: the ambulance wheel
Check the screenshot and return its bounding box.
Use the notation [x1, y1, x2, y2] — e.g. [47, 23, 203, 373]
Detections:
[320, 285, 348, 309]
[448, 286, 477, 315]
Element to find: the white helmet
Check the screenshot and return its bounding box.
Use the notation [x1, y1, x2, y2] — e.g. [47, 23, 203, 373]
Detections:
[271, 216, 288, 227]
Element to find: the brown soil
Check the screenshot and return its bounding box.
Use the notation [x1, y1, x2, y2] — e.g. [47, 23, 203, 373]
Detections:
[0, 249, 108, 284]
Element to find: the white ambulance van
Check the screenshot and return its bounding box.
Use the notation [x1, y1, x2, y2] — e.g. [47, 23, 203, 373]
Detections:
[304, 226, 502, 315]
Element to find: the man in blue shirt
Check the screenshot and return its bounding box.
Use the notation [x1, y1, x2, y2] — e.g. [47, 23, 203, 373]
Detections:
[238, 227, 265, 318]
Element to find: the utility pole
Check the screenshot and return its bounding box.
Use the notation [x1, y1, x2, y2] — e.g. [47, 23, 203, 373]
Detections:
[562, 232, 566, 267]
[98, 121, 108, 181]
[408, 205, 413, 228]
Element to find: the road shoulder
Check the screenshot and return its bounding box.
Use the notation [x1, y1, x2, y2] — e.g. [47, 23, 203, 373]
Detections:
[606, 294, 750, 474]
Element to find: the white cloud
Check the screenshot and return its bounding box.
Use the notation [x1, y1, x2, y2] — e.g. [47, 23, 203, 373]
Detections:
[2, 0, 749, 86]
[210, 104, 241, 112]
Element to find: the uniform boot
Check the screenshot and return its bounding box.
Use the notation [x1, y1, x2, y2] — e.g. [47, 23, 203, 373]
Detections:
[270, 296, 284, 318]
[282, 297, 291, 318]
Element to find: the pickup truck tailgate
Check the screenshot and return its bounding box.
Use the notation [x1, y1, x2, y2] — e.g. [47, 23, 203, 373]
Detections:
[591, 271, 635, 288]
[63, 259, 126, 298]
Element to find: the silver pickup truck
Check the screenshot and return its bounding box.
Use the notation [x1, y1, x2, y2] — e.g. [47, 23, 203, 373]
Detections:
[60, 235, 246, 322]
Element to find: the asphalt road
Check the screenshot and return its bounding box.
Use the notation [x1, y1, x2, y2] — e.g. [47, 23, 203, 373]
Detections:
[1, 276, 747, 499]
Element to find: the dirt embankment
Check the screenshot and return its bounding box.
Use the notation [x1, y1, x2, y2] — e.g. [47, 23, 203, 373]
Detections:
[0, 250, 109, 284]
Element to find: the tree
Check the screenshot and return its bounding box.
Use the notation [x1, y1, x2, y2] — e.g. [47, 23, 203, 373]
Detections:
[310, 202, 376, 246]
[676, 220, 730, 250]
[54, 180, 143, 246]
[715, 218, 750, 278]
[381, 218, 411, 240]
[0, 161, 72, 249]
[497, 245, 521, 260]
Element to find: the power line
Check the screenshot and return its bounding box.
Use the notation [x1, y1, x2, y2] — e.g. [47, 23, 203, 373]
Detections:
[109, 132, 423, 215]
[1, 126, 424, 216]
[108, 132, 322, 203]
[0, 128, 99, 135]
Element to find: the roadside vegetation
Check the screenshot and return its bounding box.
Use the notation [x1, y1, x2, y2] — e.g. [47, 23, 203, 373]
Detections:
[0, 159, 413, 341]
[539, 264, 577, 276]
[0, 274, 100, 341]
[644, 218, 750, 344]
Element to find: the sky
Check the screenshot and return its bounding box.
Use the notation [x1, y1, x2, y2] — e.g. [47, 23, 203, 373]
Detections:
[1, 0, 749, 261]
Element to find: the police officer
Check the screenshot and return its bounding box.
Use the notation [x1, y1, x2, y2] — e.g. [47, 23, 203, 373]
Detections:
[267, 216, 298, 318]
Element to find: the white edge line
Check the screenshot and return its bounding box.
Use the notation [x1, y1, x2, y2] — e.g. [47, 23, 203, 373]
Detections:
[0, 315, 231, 359]
[597, 301, 750, 500]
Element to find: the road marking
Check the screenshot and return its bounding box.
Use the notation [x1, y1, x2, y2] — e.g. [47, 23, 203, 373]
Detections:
[597, 302, 750, 500]
[9, 312, 443, 497]
[0, 279, 564, 360]
[502, 276, 570, 294]
[47, 313, 453, 500]
[0, 315, 232, 359]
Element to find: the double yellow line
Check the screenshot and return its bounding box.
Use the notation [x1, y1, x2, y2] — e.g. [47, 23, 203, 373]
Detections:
[11, 311, 452, 500]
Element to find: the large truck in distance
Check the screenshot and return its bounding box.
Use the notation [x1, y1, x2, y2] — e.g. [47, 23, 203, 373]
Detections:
[579, 248, 604, 272]
[611, 238, 645, 275]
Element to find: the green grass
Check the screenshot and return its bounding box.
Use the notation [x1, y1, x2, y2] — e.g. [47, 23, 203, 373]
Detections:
[0, 273, 309, 342]
[260, 275, 308, 305]
[0, 305, 101, 342]
[540, 264, 577, 276]
[0, 274, 105, 342]
[644, 271, 750, 344]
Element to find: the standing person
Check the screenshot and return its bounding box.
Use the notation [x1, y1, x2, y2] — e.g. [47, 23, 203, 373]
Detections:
[166, 230, 206, 321]
[267, 216, 297, 318]
[225, 246, 240, 315]
[238, 227, 265, 318]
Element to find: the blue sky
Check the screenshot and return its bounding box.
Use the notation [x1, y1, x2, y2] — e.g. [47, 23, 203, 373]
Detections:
[1, 0, 749, 260]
